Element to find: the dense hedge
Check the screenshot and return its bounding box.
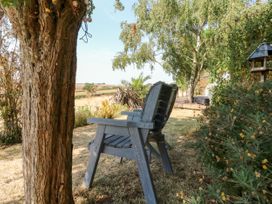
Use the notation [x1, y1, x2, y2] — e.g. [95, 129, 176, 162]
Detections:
[196, 81, 272, 203]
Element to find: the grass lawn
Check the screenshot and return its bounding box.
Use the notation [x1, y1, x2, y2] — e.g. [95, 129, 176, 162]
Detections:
[0, 108, 205, 203]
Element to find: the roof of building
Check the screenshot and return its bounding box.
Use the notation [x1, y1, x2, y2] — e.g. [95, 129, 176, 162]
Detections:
[248, 42, 272, 61]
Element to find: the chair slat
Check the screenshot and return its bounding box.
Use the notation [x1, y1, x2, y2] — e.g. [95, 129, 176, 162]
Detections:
[110, 135, 129, 147]
[121, 139, 132, 148]
[104, 135, 123, 144]
[115, 137, 131, 148]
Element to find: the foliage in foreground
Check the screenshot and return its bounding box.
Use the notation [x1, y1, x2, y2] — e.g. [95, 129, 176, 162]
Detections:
[196, 81, 272, 203]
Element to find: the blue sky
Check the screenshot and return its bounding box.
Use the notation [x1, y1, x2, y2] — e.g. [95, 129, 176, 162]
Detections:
[76, 0, 173, 85]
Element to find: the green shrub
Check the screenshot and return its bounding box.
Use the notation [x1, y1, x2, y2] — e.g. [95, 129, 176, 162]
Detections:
[0, 83, 22, 145]
[74, 106, 93, 128]
[114, 73, 150, 108]
[94, 100, 126, 119]
[113, 87, 143, 108]
[196, 81, 272, 203]
[0, 127, 21, 145]
[128, 73, 150, 99]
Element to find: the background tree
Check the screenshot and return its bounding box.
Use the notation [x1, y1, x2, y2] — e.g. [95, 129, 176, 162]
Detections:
[210, 1, 272, 81]
[113, 0, 231, 102]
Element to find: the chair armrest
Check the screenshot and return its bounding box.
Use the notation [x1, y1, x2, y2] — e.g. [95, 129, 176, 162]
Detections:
[88, 118, 129, 127]
[133, 109, 142, 112]
[121, 111, 142, 116]
[87, 118, 154, 129]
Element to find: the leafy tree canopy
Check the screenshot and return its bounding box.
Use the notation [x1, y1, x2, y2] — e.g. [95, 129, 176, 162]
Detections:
[210, 1, 272, 81]
[113, 0, 272, 100]
[113, 0, 234, 101]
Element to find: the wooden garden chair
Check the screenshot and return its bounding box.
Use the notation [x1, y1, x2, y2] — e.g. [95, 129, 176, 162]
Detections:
[121, 83, 178, 173]
[83, 82, 177, 204]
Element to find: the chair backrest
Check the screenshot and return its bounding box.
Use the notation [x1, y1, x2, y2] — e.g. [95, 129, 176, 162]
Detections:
[163, 84, 178, 127]
[141, 82, 178, 133]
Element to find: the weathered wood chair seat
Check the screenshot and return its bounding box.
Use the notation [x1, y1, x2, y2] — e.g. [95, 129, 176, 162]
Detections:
[84, 82, 178, 204]
[103, 134, 132, 148]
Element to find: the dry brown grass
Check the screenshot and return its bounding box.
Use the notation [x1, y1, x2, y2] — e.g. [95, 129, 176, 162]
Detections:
[0, 107, 205, 203]
[75, 95, 112, 108]
[0, 144, 23, 203]
[75, 84, 118, 100]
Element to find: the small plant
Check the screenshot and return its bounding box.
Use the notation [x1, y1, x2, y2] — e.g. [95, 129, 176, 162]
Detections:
[74, 106, 93, 128]
[128, 73, 150, 99]
[83, 83, 97, 96]
[195, 81, 272, 203]
[114, 73, 150, 108]
[0, 127, 21, 145]
[94, 100, 126, 119]
[113, 87, 143, 108]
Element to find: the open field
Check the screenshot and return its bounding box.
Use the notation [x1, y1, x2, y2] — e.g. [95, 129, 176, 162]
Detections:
[75, 84, 118, 99]
[0, 107, 205, 203]
[75, 89, 118, 99]
[75, 95, 112, 108]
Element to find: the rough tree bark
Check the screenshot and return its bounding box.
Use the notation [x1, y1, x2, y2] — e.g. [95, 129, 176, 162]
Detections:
[3, 0, 86, 203]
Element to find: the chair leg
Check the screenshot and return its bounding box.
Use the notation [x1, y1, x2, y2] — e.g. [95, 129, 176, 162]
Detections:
[157, 140, 173, 174]
[129, 127, 157, 204]
[145, 144, 152, 162]
[165, 141, 172, 150]
[147, 142, 161, 161]
[84, 125, 105, 188]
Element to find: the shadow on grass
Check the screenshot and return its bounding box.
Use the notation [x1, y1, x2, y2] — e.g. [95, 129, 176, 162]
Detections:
[72, 117, 206, 204]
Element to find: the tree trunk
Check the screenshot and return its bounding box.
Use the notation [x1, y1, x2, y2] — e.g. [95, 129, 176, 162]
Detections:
[20, 31, 77, 204]
[188, 82, 195, 103]
[188, 65, 202, 103]
[188, 31, 204, 103]
[189, 44, 198, 103]
[4, 1, 86, 203]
